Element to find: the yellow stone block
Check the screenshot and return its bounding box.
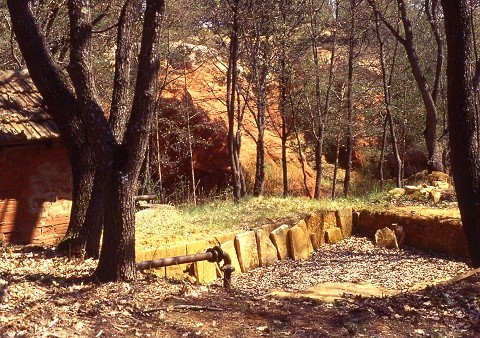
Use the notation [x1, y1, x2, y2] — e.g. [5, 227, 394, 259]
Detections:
[164, 243, 188, 279]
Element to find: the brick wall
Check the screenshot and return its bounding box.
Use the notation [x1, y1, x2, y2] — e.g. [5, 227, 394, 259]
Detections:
[0, 142, 72, 245]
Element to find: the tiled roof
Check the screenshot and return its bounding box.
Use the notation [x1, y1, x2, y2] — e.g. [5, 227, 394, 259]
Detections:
[0, 69, 60, 146]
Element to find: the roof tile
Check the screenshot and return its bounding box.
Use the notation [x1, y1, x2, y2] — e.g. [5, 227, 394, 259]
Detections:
[0, 69, 60, 146]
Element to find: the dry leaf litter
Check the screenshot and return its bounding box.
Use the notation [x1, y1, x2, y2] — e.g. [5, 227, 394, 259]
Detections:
[1, 236, 479, 337]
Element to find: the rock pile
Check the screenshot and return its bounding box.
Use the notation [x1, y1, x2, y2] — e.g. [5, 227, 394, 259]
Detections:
[388, 171, 455, 203]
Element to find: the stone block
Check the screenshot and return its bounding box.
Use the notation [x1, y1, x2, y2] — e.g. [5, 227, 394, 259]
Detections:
[187, 240, 217, 284]
[261, 223, 281, 235]
[310, 233, 322, 250]
[220, 240, 241, 276]
[323, 210, 337, 229]
[234, 231, 259, 272]
[164, 243, 188, 279]
[324, 227, 343, 244]
[288, 225, 313, 260]
[214, 231, 242, 245]
[304, 213, 326, 248]
[193, 260, 218, 285]
[305, 211, 323, 235]
[269, 224, 290, 260]
[375, 227, 398, 249]
[255, 229, 278, 267]
[336, 207, 353, 238]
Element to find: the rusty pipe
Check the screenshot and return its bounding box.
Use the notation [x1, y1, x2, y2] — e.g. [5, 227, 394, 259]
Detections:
[137, 246, 235, 288]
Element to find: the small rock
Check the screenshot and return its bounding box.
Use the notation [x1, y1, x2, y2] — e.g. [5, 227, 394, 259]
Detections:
[430, 190, 442, 203]
[375, 227, 398, 249]
[324, 228, 343, 244]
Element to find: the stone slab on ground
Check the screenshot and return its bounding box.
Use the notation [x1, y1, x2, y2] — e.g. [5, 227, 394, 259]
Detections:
[234, 231, 259, 272]
[220, 240, 241, 276]
[324, 227, 343, 244]
[256, 229, 278, 267]
[288, 224, 313, 260]
[336, 207, 353, 238]
[187, 240, 217, 284]
[269, 224, 291, 260]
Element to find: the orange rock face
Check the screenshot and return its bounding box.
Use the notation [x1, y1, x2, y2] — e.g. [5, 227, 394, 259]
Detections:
[150, 45, 316, 198]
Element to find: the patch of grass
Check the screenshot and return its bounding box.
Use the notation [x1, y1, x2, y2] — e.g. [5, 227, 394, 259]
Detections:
[135, 196, 363, 249]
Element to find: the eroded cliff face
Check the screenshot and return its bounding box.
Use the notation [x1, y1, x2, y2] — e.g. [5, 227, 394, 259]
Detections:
[148, 44, 315, 199]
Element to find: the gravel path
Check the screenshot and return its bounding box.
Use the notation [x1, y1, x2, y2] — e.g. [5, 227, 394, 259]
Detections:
[229, 236, 469, 295]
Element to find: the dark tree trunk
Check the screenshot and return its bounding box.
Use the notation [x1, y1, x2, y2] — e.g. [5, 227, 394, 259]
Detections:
[397, 0, 443, 173]
[280, 61, 289, 197]
[279, 0, 290, 198]
[9, 0, 165, 281]
[253, 128, 266, 197]
[343, 0, 356, 197]
[373, 10, 402, 187]
[378, 116, 388, 186]
[226, 0, 244, 202]
[331, 135, 340, 199]
[7, 0, 94, 256]
[81, 169, 105, 258]
[95, 169, 137, 281]
[309, 0, 334, 199]
[94, 0, 165, 281]
[441, 0, 480, 267]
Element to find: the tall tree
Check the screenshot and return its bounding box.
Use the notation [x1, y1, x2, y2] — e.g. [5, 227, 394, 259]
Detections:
[368, 0, 444, 173]
[373, 7, 402, 187]
[343, 0, 359, 197]
[226, 0, 247, 201]
[8, 0, 165, 281]
[441, 0, 480, 267]
[242, 0, 275, 197]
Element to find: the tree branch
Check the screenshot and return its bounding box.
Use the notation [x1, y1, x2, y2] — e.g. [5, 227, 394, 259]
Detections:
[123, 0, 165, 176]
[110, 0, 141, 143]
[67, 0, 116, 162]
[367, 0, 406, 46]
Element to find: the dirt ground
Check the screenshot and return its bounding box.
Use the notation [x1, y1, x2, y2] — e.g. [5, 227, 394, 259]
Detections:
[2, 198, 479, 337]
[1, 234, 479, 337]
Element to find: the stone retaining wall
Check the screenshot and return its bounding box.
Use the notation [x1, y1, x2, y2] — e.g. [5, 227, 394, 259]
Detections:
[355, 209, 468, 257]
[136, 207, 353, 284]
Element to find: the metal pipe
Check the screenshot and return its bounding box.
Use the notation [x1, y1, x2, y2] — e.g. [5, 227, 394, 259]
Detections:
[135, 195, 157, 201]
[137, 246, 235, 289]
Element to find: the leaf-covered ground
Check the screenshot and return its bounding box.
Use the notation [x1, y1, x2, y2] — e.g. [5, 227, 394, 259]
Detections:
[1, 236, 479, 337]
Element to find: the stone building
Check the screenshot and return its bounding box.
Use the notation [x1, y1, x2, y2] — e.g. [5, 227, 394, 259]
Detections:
[0, 69, 71, 245]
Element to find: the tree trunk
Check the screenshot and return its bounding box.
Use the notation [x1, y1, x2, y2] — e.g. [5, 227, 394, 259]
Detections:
[7, 0, 96, 255]
[343, 0, 356, 197]
[378, 116, 388, 186]
[373, 10, 402, 187]
[253, 128, 266, 197]
[441, 0, 480, 267]
[397, 0, 443, 173]
[94, 170, 137, 281]
[368, 0, 444, 173]
[226, 0, 243, 201]
[94, 0, 165, 281]
[331, 136, 340, 199]
[312, 0, 338, 200]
